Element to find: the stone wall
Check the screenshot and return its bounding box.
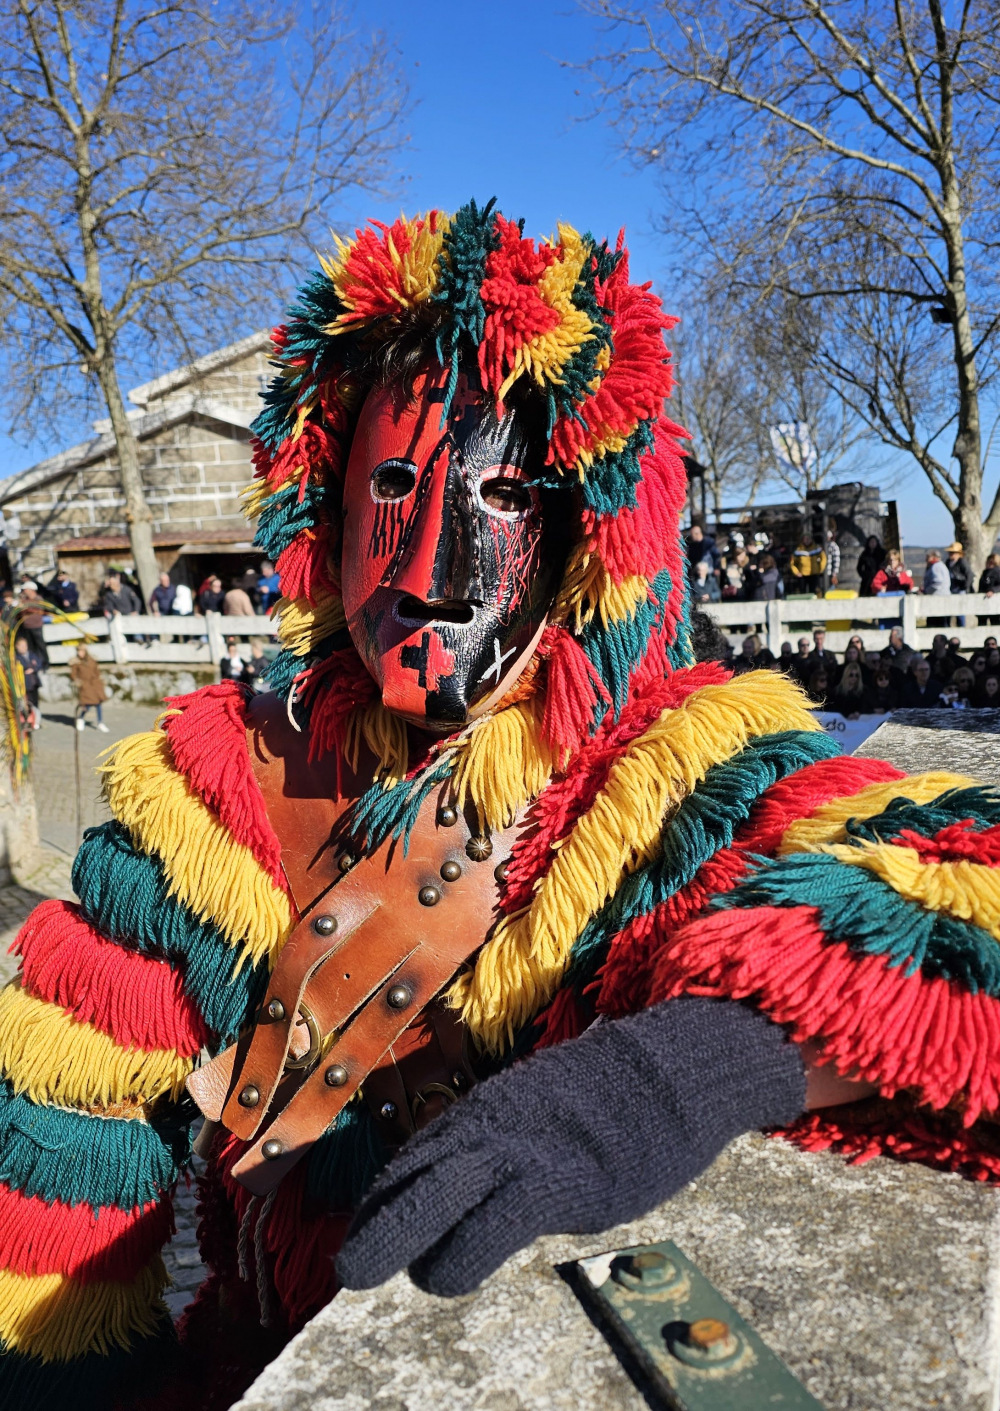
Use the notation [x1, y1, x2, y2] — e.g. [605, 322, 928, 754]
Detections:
[41, 663, 216, 705]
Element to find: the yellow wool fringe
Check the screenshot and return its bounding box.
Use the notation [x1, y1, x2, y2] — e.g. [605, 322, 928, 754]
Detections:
[241, 466, 304, 521]
[102, 730, 292, 966]
[827, 841, 1000, 942]
[451, 698, 559, 831]
[450, 671, 818, 1050]
[345, 699, 409, 787]
[496, 225, 595, 400]
[321, 212, 450, 328]
[0, 985, 192, 1108]
[273, 591, 347, 659]
[553, 546, 649, 632]
[0, 1258, 168, 1362]
[778, 771, 976, 856]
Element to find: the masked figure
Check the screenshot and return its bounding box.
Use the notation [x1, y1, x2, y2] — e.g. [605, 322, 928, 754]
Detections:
[2, 203, 999, 1411]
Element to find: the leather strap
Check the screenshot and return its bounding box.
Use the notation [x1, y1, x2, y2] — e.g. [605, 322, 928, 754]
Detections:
[186, 692, 519, 1196]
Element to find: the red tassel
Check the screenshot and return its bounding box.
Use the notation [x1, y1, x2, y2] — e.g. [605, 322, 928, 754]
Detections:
[162, 683, 284, 887]
[298, 649, 378, 773]
[275, 524, 337, 605]
[531, 985, 586, 1050]
[0, 1180, 173, 1283]
[13, 900, 207, 1056]
[538, 625, 610, 756]
[780, 1110, 1000, 1184]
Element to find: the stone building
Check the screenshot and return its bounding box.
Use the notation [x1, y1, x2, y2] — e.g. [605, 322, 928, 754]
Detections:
[0, 330, 273, 608]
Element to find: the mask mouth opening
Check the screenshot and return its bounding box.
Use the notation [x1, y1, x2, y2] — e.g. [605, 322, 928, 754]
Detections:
[394, 594, 476, 627]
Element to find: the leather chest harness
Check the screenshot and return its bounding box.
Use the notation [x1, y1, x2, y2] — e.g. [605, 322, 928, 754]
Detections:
[187, 694, 520, 1196]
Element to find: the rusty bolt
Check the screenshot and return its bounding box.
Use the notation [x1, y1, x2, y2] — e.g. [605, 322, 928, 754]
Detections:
[688, 1318, 731, 1351]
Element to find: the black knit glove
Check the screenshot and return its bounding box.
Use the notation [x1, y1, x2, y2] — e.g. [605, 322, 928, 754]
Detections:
[336, 997, 805, 1297]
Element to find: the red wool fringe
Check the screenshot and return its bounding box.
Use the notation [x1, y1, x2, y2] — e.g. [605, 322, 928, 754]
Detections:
[733, 755, 904, 854]
[901, 820, 1000, 867]
[538, 625, 610, 756]
[13, 900, 207, 1056]
[583, 431, 683, 585]
[649, 904, 1000, 1125]
[0, 1180, 173, 1283]
[779, 1109, 1000, 1184]
[275, 524, 337, 605]
[531, 984, 587, 1051]
[162, 683, 285, 887]
[479, 218, 561, 401]
[299, 648, 378, 771]
[332, 214, 446, 330]
[211, 1132, 350, 1331]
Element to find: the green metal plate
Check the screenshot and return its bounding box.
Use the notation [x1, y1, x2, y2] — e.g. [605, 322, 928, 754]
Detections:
[574, 1240, 825, 1411]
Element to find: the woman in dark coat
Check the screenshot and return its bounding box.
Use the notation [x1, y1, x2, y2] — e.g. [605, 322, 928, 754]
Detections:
[69, 645, 109, 732]
[857, 536, 885, 597]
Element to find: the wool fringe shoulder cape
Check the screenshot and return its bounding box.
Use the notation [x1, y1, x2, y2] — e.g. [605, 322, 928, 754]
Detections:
[1, 201, 998, 1404]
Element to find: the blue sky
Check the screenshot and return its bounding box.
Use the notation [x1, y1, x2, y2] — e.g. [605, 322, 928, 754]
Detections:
[0, 0, 957, 545]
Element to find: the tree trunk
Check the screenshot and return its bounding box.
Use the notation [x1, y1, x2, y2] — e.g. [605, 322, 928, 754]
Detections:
[96, 360, 159, 607]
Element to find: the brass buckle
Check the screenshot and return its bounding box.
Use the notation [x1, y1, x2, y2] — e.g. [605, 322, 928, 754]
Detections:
[410, 1081, 459, 1125]
[283, 1002, 323, 1072]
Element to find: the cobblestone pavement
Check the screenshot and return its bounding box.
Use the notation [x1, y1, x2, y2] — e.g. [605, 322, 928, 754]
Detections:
[1, 701, 210, 1317]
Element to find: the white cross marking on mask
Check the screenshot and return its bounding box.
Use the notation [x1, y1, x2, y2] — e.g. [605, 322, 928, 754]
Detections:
[484, 637, 517, 684]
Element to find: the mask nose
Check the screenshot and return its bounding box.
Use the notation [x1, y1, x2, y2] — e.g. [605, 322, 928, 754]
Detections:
[389, 447, 480, 604]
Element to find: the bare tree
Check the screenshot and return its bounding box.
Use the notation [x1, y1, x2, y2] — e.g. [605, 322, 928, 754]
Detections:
[0, 0, 406, 602]
[581, 1, 1000, 572]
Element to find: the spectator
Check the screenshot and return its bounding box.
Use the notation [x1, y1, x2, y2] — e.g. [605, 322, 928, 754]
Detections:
[947, 665, 976, 707]
[775, 641, 796, 674]
[732, 634, 774, 674]
[869, 666, 899, 714]
[835, 643, 865, 686]
[173, 581, 194, 615]
[848, 634, 866, 656]
[242, 640, 268, 691]
[805, 668, 829, 706]
[751, 553, 784, 601]
[222, 576, 256, 616]
[721, 549, 747, 600]
[258, 559, 281, 612]
[69, 644, 109, 732]
[927, 635, 956, 683]
[686, 524, 721, 575]
[219, 638, 246, 681]
[690, 559, 721, 604]
[806, 628, 838, 676]
[872, 550, 914, 595]
[18, 581, 49, 665]
[884, 626, 916, 671]
[831, 661, 873, 718]
[101, 572, 142, 617]
[864, 649, 883, 678]
[988, 647, 1000, 674]
[150, 572, 176, 616]
[198, 576, 225, 614]
[979, 553, 1000, 626]
[970, 652, 988, 688]
[857, 536, 886, 597]
[46, 566, 79, 613]
[977, 674, 1000, 708]
[900, 657, 944, 707]
[946, 541, 972, 594]
[15, 635, 43, 729]
[790, 636, 813, 684]
[923, 551, 952, 626]
[789, 533, 826, 595]
[825, 529, 840, 588]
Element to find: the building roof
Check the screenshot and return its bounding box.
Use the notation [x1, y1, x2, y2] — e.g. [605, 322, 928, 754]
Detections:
[56, 528, 257, 553]
[127, 329, 272, 407]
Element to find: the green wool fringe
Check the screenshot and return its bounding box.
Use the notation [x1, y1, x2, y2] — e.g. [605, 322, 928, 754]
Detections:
[306, 1098, 390, 1213]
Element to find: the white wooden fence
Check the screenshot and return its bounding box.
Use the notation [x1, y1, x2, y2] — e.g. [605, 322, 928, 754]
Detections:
[703, 593, 1000, 656]
[41, 613, 278, 667]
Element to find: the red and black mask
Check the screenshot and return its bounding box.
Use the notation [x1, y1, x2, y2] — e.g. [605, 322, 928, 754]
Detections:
[341, 365, 565, 730]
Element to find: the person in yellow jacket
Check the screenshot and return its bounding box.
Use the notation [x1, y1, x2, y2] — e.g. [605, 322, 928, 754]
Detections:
[789, 533, 827, 594]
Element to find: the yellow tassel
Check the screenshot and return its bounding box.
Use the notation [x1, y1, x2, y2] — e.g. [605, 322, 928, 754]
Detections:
[0, 986, 192, 1108]
[320, 212, 450, 329]
[825, 841, 1000, 941]
[101, 730, 292, 966]
[241, 466, 304, 521]
[553, 546, 649, 631]
[273, 591, 347, 658]
[451, 672, 818, 1050]
[778, 771, 976, 856]
[496, 224, 595, 400]
[345, 699, 409, 786]
[0, 1258, 167, 1362]
[451, 699, 558, 831]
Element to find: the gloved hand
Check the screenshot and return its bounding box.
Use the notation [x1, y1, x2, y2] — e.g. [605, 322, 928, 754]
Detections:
[336, 997, 805, 1297]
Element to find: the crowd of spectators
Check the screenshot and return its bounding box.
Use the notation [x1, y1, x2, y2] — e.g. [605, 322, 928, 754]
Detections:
[724, 624, 1000, 717]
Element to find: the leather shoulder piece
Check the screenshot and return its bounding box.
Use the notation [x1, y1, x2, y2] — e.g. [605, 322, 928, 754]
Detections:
[187, 691, 521, 1196]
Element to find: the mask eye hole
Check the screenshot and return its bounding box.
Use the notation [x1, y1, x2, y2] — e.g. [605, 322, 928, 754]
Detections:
[480, 476, 533, 516]
[371, 460, 416, 500]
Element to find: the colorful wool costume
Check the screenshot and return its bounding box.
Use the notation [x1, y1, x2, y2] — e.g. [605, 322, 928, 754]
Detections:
[2, 200, 999, 1409]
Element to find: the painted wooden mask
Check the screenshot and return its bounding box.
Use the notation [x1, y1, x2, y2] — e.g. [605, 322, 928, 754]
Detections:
[341, 364, 564, 729]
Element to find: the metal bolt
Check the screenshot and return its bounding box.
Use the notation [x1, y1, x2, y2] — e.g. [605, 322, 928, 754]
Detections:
[418, 884, 441, 906]
[387, 983, 412, 1010]
[440, 859, 462, 882]
[324, 1064, 349, 1088]
[629, 1250, 670, 1284]
[438, 805, 459, 827]
[688, 1319, 731, 1351]
[266, 998, 285, 1021]
[312, 914, 337, 937]
[494, 860, 509, 883]
[238, 1084, 260, 1108]
[337, 853, 355, 874]
[451, 1070, 467, 1091]
[261, 1139, 283, 1161]
[466, 834, 493, 861]
[380, 1101, 398, 1121]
